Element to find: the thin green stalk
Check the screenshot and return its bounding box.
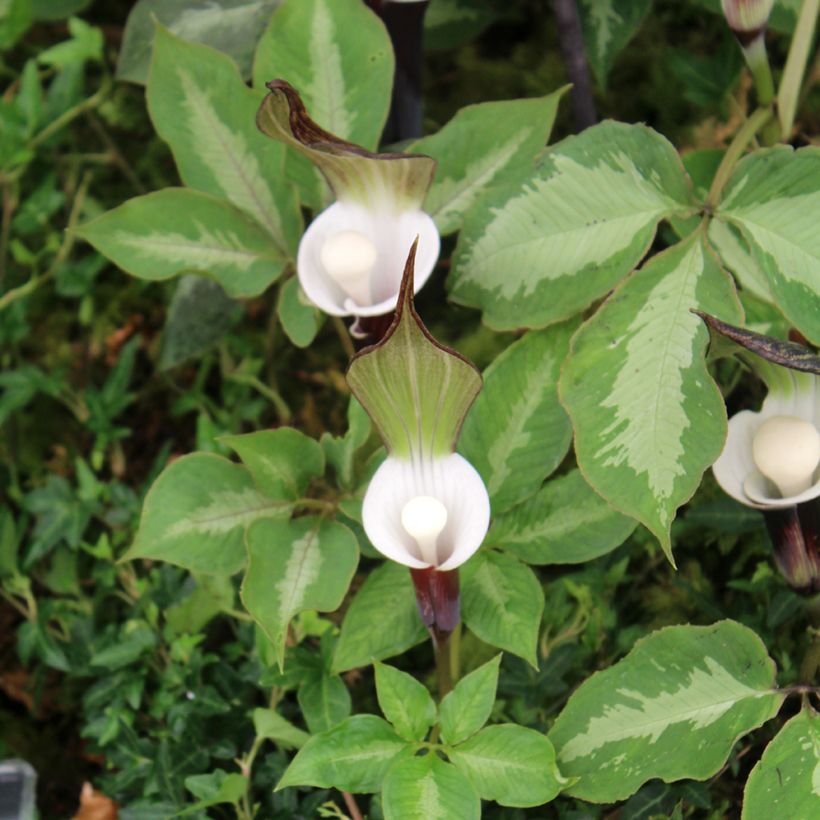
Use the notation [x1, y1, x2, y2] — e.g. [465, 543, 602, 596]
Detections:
[434, 631, 455, 700]
[742, 36, 780, 145]
[225, 371, 292, 424]
[706, 106, 774, 208]
[778, 0, 820, 139]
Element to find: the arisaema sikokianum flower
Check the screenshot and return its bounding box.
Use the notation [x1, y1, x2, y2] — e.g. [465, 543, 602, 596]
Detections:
[346, 239, 490, 636]
[699, 312, 820, 590]
[256, 80, 439, 332]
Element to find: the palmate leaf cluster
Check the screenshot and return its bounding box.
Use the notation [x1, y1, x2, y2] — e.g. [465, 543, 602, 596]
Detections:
[1, 0, 819, 818]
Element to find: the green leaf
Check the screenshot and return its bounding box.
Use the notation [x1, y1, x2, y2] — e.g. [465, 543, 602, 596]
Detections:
[76, 189, 286, 298]
[253, 707, 310, 750]
[742, 707, 820, 819]
[560, 230, 743, 561]
[382, 754, 480, 820]
[278, 276, 322, 348]
[125, 453, 290, 575]
[708, 218, 774, 303]
[578, 0, 651, 89]
[461, 551, 543, 667]
[222, 427, 325, 500]
[489, 469, 637, 564]
[243, 517, 358, 668]
[0, 0, 32, 50]
[277, 714, 409, 793]
[424, 0, 498, 50]
[256, 80, 434, 211]
[333, 562, 427, 672]
[409, 91, 566, 235]
[37, 16, 102, 67]
[548, 620, 784, 803]
[147, 25, 300, 256]
[450, 121, 694, 330]
[321, 397, 372, 491]
[439, 654, 501, 746]
[448, 724, 566, 807]
[298, 670, 352, 734]
[458, 322, 574, 513]
[184, 770, 247, 809]
[164, 573, 235, 635]
[717, 146, 820, 343]
[253, 0, 394, 207]
[90, 623, 157, 671]
[375, 662, 437, 742]
[347, 244, 481, 459]
[117, 0, 280, 85]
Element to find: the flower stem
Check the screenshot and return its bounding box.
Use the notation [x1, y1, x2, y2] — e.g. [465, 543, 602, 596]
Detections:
[777, 0, 820, 140]
[433, 630, 454, 700]
[742, 36, 781, 146]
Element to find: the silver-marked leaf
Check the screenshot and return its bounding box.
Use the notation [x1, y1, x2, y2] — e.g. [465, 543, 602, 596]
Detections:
[333, 562, 426, 673]
[76, 189, 285, 298]
[707, 218, 773, 303]
[409, 91, 566, 235]
[243, 516, 358, 668]
[448, 724, 566, 807]
[298, 671, 352, 734]
[277, 715, 409, 793]
[222, 428, 325, 500]
[117, 0, 281, 84]
[382, 754, 480, 820]
[347, 243, 481, 460]
[253, 0, 394, 208]
[125, 453, 289, 575]
[278, 276, 322, 348]
[459, 322, 575, 513]
[578, 0, 652, 89]
[449, 120, 694, 330]
[489, 469, 637, 564]
[718, 146, 820, 344]
[548, 620, 784, 803]
[253, 707, 310, 750]
[439, 654, 501, 746]
[560, 230, 743, 561]
[148, 25, 300, 256]
[461, 551, 543, 667]
[256, 80, 435, 212]
[374, 662, 437, 742]
[742, 708, 820, 819]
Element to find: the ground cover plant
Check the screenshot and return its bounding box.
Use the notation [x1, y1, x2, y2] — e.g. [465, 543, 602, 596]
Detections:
[1, 0, 820, 817]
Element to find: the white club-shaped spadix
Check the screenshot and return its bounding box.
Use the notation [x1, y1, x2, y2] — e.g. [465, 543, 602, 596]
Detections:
[750, 415, 820, 498]
[362, 453, 490, 570]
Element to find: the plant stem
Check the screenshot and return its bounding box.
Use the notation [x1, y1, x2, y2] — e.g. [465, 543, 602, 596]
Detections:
[706, 106, 774, 208]
[29, 77, 112, 150]
[341, 791, 363, 820]
[742, 36, 780, 145]
[433, 631, 454, 700]
[551, 0, 597, 131]
[777, 0, 820, 140]
[331, 316, 356, 359]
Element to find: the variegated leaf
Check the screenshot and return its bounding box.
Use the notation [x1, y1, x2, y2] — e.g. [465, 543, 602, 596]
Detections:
[560, 231, 743, 560]
[253, 0, 394, 208]
[76, 189, 285, 298]
[125, 453, 290, 575]
[742, 708, 820, 819]
[548, 621, 784, 803]
[347, 243, 481, 460]
[708, 218, 773, 303]
[578, 0, 652, 89]
[458, 322, 575, 513]
[148, 25, 300, 256]
[450, 121, 695, 330]
[409, 91, 567, 235]
[488, 469, 636, 564]
[242, 516, 358, 668]
[717, 146, 820, 344]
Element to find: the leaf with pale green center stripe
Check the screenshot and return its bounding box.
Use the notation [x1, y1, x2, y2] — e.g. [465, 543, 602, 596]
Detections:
[449, 120, 695, 330]
[347, 243, 481, 460]
[708, 219, 773, 303]
[243, 516, 358, 669]
[578, 0, 652, 89]
[548, 620, 784, 803]
[76, 189, 285, 298]
[409, 91, 566, 235]
[147, 25, 300, 256]
[298, 671, 351, 734]
[124, 453, 290, 575]
[459, 321, 575, 513]
[439, 655, 500, 746]
[276, 715, 410, 793]
[717, 146, 820, 344]
[488, 469, 636, 564]
[560, 230, 743, 561]
[461, 551, 543, 667]
[382, 754, 479, 820]
[375, 662, 436, 742]
[742, 708, 820, 819]
[447, 724, 567, 807]
[253, 0, 394, 208]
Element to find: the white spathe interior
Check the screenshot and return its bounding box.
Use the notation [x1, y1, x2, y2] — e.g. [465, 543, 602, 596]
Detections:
[400, 495, 448, 566]
[713, 373, 820, 509]
[319, 230, 378, 306]
[749, 415, 820, 498]
[362, 453, 490, 570]
[297, 200, 440, 317]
